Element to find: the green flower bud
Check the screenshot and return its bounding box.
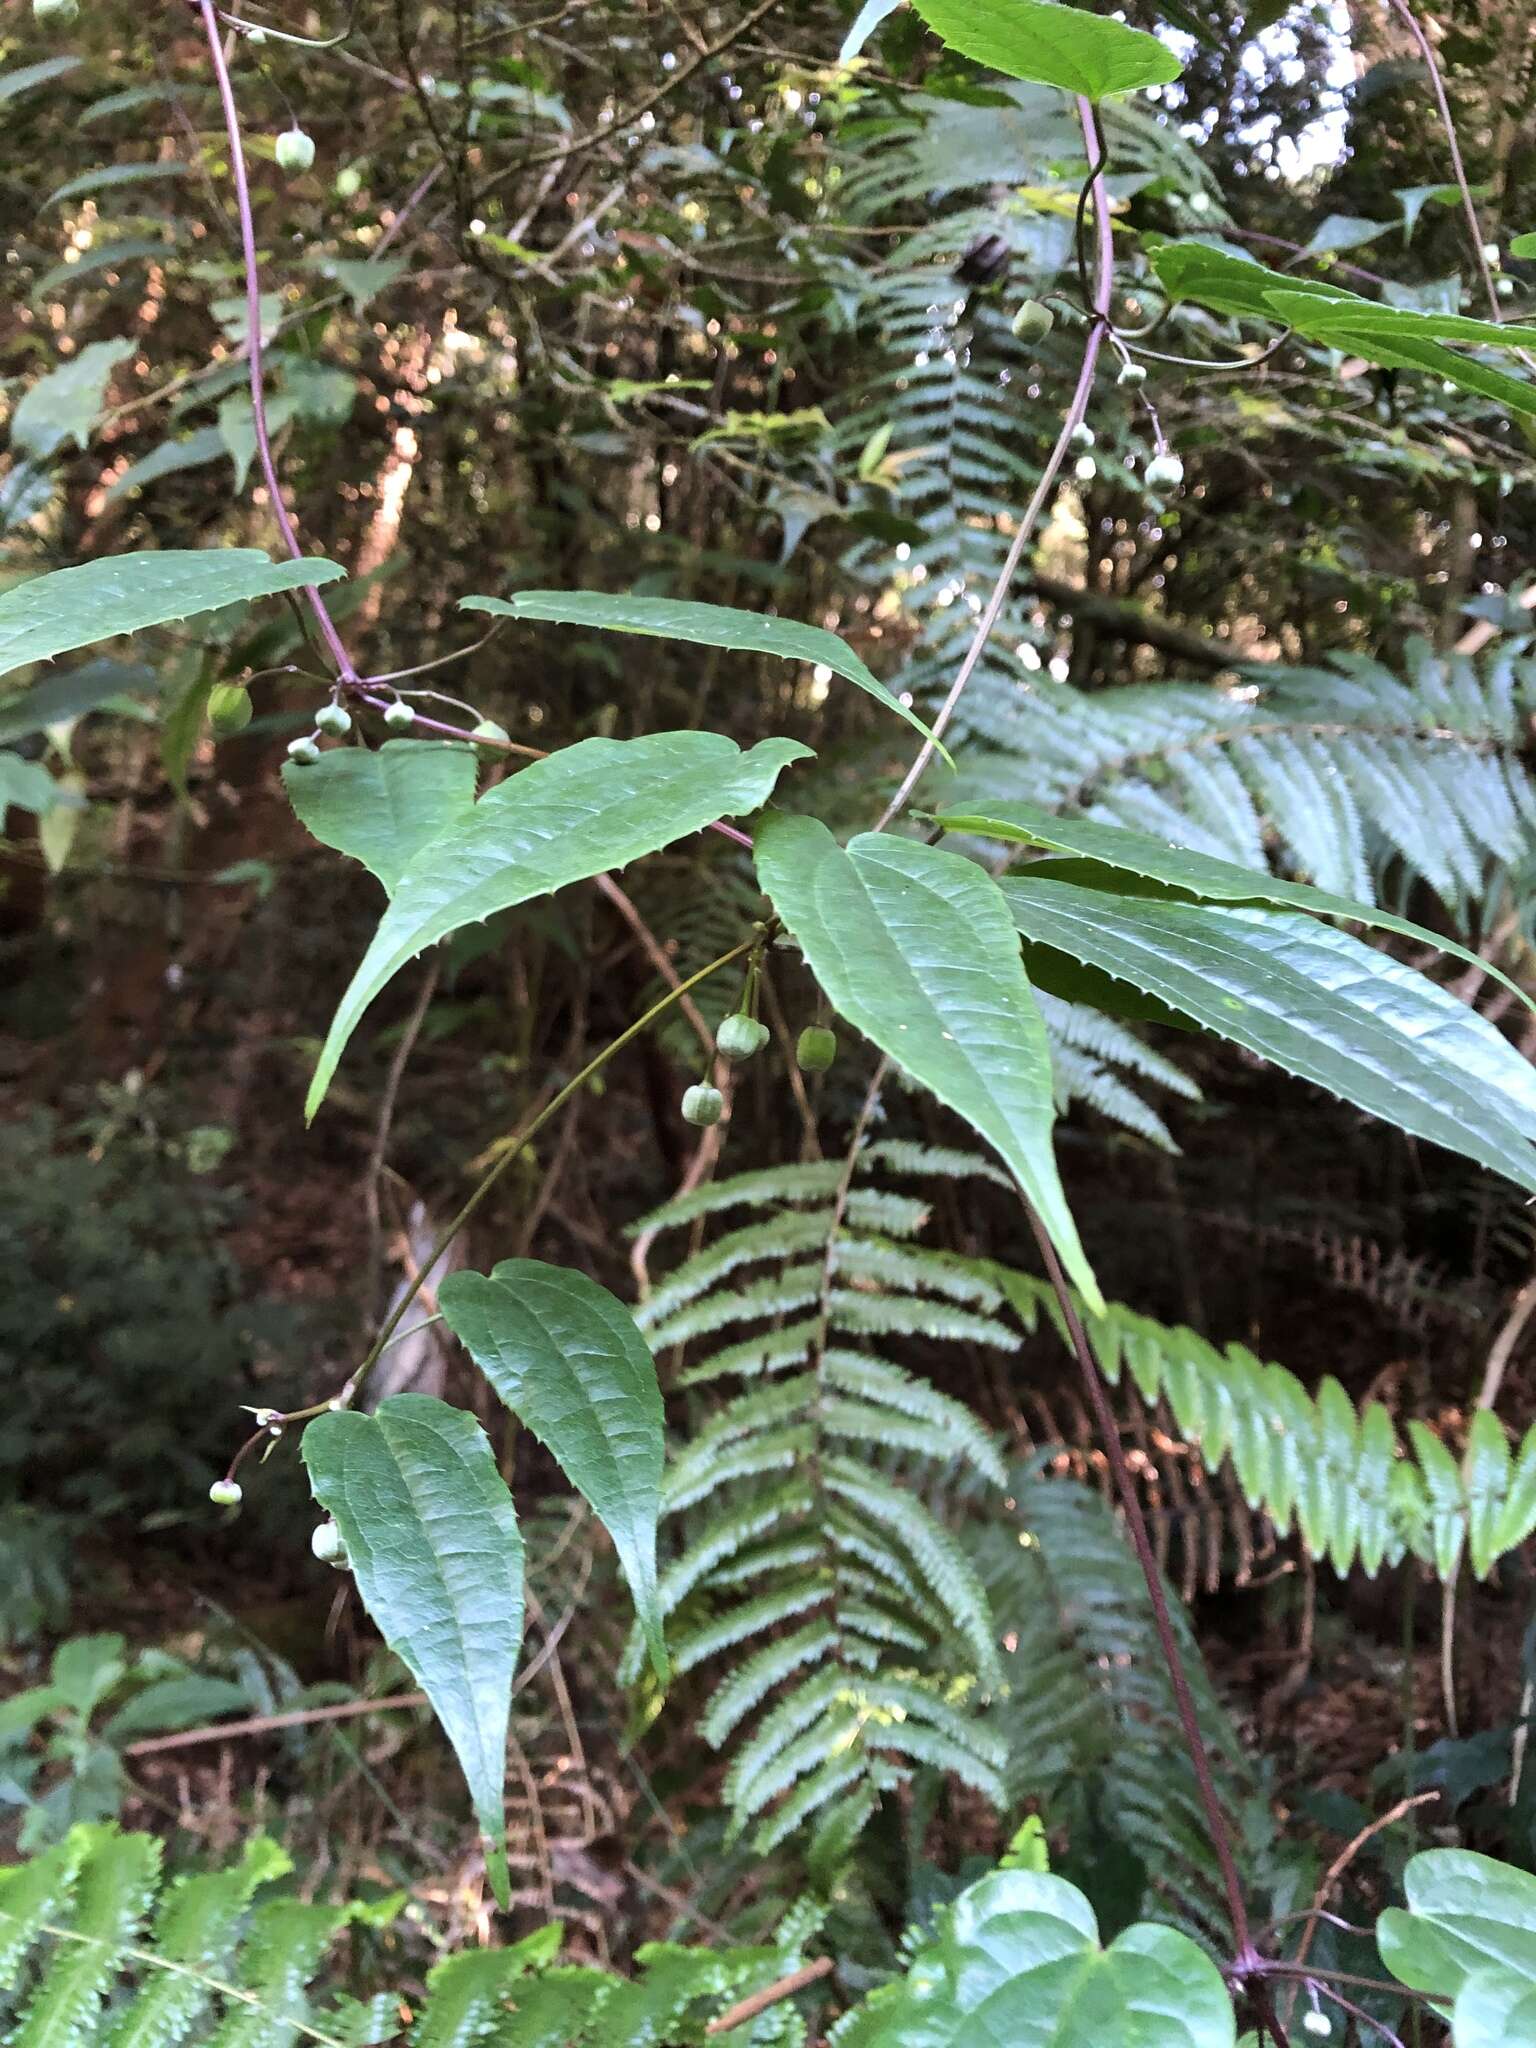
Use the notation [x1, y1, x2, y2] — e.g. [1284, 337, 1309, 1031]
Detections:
[472, 718, 511, 754]
[286, 736, 321, 764]
[208, 683, 252, 736]
[1070, 423, 1095, 448]
[1011, 299, 1053, 343]
[315, 701, 351, 736]
[275, 127, 317, 175]
[383, 698, 416, 729]
[681, 1082, 724, 1126]
[1073, 454, 1097, 483]
[716, 1013, 770, 1062]
[34, 0, 80, 23]
[1143, 451, 1184, 492]
[209, 1479, 243, 1507]
[1117, 360, 1147, 387]
[311, 1519, 348, 1568]
[1301, 2015, 1331, 2040]
[335, 166, 362, 198]
[796, 1025, 837, 1073]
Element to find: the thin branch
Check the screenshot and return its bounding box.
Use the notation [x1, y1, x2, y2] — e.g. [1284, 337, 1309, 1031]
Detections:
[1287, 1792, 1438, 1983]
[1383, 0, 1506, 328]
[871, 94, 1114, 833]
[123, 1691, 428, 1757]
[704, 1957, 834, 2035]
[1024, 1213, 1259, 1971]
[196, 0, 360, 683]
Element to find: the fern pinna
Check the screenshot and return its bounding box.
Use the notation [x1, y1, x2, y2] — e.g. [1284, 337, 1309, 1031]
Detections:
[0, 1826, 822, 2047]
[626, 1144, 1015, 1859]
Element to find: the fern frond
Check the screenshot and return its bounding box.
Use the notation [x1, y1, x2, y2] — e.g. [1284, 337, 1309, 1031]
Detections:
[644, 1148, 1015, 1858]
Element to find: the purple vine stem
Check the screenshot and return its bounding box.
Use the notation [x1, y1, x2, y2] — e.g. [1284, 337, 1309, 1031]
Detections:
[198, 0, 359, 684]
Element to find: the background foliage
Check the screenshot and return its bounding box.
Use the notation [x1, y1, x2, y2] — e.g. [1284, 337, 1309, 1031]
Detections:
[7, 0, 1536, 2039]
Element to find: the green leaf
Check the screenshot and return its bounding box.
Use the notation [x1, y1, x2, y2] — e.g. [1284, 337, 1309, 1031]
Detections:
[1306, 213, 1391, 255]
[754, 814, 1100, 1310]
[301, 1394, 524, 1909]
[1148, 241, 1347, 320]
[1379, 1848, 1536, 2030]
[937, 797, 1536, 1013]
[460, 591, 949, 761]
[306, 730, 809, 1119]
[1001, 876, 1536, 1194]
[0, 658, 154, 745]
[1511, 232, 1536, 260]
[439, 1260, 669, 1681]
[217, 390, 301, 492]
[11, 340, 135, 462]
[904, 0, 1182, 99]
[283, 740, 479, 896]
[104, 428, 229, 505]
[304, 253, 408, 312]
[0, 551, 346, 685]
[45, 161, 190, 209]
[850, 1868, 1233, 2045]
[0, 754, 72, 825]
[0, 57, 81, 106]
[31, 238, 171, 303]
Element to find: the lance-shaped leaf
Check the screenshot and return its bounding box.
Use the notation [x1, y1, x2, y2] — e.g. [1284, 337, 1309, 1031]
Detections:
[306, 731, 809, 1119]
[905, 0, 1181, 99]
[755, 814, 1100, 1309]
[302, 1395, 524, 1909]
[1001, 875, 1536, 1194]
[462, 591, 948, 761]
[0, 551, 347, 684]
[439, 1260, 669, 1681]
[283, 739, 478, 896]
[938, 796, 1536, 1013]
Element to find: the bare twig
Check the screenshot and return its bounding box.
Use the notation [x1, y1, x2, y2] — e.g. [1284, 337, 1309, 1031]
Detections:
[704, 1957, 834, 2035]
[872, 95, 1114, 833]
[196, 0, 360, 683]
[124, 1691, 428, 1757]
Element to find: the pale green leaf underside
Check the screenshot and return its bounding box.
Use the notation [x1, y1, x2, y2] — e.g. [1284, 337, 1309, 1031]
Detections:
[283, 739, 478, 896]
[938, 797, 1536, 1014]
[906, 0, 1181, 99]
[461, 590, 949, 760]
[301, 1394, 524, 1910]
[754, 814, 1100, 1309]
[1379, 1846, 1536, 2044]
[306, 730, 809, 1118]
[0, 551, 347, 685]
[1002, 877, 1536, 1193]
[852, 1869, 1233, 2047]
[439, 1259, 669, 1680]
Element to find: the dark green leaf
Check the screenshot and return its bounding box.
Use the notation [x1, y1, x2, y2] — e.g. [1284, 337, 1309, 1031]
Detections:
[1001, 877, 1536, 1193]
[283, 740, 478, 896]
[307, 731, 809, 1118]
[105, 429, 228, 504]
[0, 659, 155, 745]
[0, 552, 347, 684]
[755, 814, 1100, 1309]
[11, 341, 135, 462]
[0, 754, 70, 825]
[0, 57, 80, 106]
[45, 162, 189, 209]
[937, 797, 1536, 1012]
[302, 1394, 524, 1910]
[31, 238, 172, 303]
[905, 0, 1181, 97]
[439, 1260, 669, 1681]
[461, 591, 949, 761]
